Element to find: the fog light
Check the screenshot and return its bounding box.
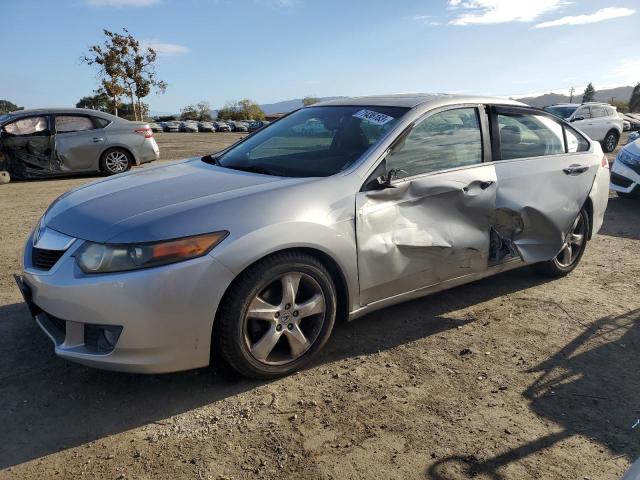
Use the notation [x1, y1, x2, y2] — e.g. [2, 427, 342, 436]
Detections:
[84, 324, 123, 353]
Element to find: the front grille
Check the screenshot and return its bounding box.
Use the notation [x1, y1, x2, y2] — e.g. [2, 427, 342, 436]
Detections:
[611, 171, 634, 188]
[32, 247, 65, 270]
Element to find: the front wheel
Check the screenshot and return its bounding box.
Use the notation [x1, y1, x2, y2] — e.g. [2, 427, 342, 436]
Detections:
[216, 252, 337, 379]
[101, 148, 132, 175]
[531, 208, 589, 277]
[602, 131, 619, 153]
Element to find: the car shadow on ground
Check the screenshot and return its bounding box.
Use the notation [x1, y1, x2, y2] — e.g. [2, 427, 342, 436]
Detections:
[0, 268, 551, 469]
[599, 195, 640, 241]
[426, 307, 640, 480]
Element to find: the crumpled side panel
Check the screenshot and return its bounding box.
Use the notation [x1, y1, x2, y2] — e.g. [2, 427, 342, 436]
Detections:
[356, 165, 497, 305]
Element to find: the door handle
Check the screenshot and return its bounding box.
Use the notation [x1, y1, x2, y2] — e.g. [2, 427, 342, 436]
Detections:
[479, 180, 494, 190]
[563, 164, 589, 175]
[463, 180, 494, 193]
[92, 137, 104, 143]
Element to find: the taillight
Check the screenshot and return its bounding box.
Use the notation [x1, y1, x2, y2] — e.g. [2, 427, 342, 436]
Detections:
[135, 127, 153, 139]
[601, 155, 609, 169]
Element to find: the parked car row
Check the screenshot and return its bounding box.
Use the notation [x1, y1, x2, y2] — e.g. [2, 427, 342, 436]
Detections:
[156, 120, 271, 133]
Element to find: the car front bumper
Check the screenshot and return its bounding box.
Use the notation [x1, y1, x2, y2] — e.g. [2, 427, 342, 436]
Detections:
[18, 233, 236, 373]
[610, 160, 640, 194]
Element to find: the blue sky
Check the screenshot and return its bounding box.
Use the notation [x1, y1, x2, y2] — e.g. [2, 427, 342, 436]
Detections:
[1, 0, 638, 113]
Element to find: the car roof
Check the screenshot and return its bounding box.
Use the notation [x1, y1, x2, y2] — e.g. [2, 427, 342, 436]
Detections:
[311, 93, 526, 109]
[2, 107, 123, 122]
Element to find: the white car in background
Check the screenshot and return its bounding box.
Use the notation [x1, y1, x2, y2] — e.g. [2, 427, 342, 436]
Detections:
[544, 103, 623, 153]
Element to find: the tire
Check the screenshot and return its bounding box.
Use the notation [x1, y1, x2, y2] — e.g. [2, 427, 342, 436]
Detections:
[0, 171, 10, 185]
[601, 130, 619, 153]
[531, 208, 589, 277]
[216, 251, 337, 379]
[100, 148, 132, 175]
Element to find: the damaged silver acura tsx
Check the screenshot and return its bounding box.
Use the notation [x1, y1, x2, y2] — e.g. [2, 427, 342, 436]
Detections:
[15, 94, 609, 378]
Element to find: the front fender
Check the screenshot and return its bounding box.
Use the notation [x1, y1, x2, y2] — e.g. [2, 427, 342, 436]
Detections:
[211, 219, 360, 312]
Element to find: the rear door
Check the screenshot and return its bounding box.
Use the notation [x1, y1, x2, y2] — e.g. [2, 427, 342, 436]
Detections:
[0, 115, 53, 176]
[490, 105, 597, 263]
[54, 114, 108, 171]
[356, 106, 497, 305]
[570, 106, 597, 139]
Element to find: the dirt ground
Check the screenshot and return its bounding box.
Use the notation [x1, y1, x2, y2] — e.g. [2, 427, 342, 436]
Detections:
[1, 132, 640, 480]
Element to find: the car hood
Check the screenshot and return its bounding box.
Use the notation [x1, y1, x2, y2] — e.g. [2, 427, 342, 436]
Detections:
[45, 158, 311, 243]
[624, 139, 640, 156]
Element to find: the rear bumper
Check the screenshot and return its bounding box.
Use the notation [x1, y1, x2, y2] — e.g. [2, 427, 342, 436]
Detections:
[18, 234, 236, 373]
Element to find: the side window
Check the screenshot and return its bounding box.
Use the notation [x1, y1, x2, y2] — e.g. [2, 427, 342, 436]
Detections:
[574, 107, 591, 120]
[93, 117, 111, 129]
[2, 116, 49, 136]
[55, 115, 94, 133]
[591, 106, 606, 118]
[386, 108, 482, 178]
[497, 112, 564, 160]
[565, 126, 590, 153]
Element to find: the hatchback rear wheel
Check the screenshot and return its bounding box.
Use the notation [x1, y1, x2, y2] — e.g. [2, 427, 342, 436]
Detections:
[602, 130, 619, 153]
[101, 148, 132, 175]
[532, 208, 589, 277]
[216, 252, 337, 379]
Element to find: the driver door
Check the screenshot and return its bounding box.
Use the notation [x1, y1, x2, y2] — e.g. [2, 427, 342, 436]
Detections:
[0, 115, 53, 176]
[355, 106, 497, 306]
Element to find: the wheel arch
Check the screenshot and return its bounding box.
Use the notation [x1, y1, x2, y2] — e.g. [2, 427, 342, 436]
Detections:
[583, 196, 594, 240]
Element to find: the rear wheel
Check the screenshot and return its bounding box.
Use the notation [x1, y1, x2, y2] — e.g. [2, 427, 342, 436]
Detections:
[216, 252, 337, 379]
[532, 208, 589, 277]
[602, 130, 619, 153]
[101, 148, 132, 175]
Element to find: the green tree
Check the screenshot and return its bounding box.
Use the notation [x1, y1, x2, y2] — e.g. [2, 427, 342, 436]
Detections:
[82, 28, 167, 119]
[630, 83, 640, 113]
[180, 104, 199, 120]
[302, 96, 320, 106]
[76, 93, 111, 111]
[0, 100, 23, 114]
[582, 83, 596, 103]
[217, 99, 265, 121]
[610, 100, 629, 113]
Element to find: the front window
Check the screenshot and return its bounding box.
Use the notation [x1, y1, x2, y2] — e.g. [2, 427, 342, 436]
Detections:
[544, 106, 577, 120]
[385, 107, 483, 178]
[497, 113, 565, 160]
[216, 106, 408, 177]
[2, 116, 49, 136]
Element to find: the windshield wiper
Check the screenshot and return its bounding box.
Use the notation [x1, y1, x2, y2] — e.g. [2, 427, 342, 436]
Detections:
[201, 154, 221, 165]
[222, 164, 278, 176]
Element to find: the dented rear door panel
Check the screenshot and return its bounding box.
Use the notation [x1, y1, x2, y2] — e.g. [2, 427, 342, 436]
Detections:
[493, 154, 597, 262]
[356, 165, 497, 306]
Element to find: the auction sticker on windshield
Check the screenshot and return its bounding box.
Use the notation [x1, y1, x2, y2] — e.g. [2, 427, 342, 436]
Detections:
[353, 109, 395, 126]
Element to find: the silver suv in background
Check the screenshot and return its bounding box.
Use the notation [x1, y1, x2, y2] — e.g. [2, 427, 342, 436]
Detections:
[0, 108, 159, 183]
[543, 102, 623, 153]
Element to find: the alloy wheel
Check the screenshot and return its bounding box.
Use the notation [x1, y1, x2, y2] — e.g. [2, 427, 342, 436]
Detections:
[605, 133, 617, 152]
[556, 215, 586, 267]
[104, 151, 129, 173]
[243, 272, 326, 366]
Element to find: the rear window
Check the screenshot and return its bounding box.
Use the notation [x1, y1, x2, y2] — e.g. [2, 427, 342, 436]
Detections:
[55, 115, 94, 133]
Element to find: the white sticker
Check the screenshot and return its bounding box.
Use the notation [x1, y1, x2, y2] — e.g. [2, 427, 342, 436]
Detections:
[352, 109, 395, 126]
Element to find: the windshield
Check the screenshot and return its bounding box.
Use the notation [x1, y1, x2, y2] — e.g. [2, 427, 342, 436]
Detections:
[544, 105, 577, 119]
[215, 105, 408, 177]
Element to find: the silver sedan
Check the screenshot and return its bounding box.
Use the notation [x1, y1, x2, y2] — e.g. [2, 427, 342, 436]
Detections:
[0, 108, 159, 182]
[16, 94, 609, 378]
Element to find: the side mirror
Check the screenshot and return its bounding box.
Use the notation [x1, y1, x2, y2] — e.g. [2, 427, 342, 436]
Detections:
[363, 159, 394, 191]
[571, 116, 585, 122]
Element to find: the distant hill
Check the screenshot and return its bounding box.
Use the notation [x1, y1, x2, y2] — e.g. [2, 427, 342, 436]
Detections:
[515, 86, 634, 108]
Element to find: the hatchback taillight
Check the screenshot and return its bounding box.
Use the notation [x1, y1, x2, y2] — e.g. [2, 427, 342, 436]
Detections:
[601, 155, 609, 169]
[135, 127, 153, 139]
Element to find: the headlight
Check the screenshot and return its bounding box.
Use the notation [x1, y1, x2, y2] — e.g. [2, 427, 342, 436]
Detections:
[628, 132, 640, 144]
[76, 231, 228, 274]
[616, 148, 640, 167]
